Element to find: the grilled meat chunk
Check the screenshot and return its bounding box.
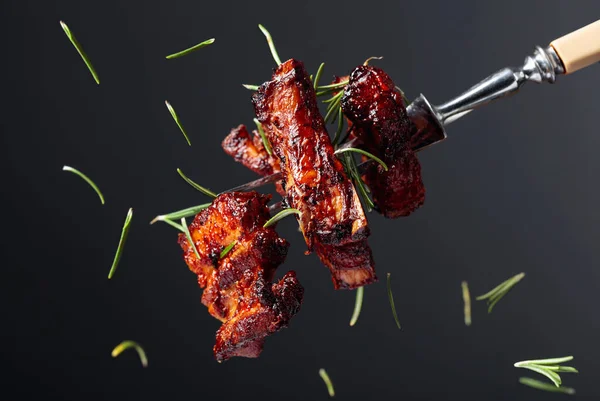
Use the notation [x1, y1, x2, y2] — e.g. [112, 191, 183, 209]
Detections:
[222, 124, 281, 177]
[341, 65, 425, 218]
[178, 191, 303, 361]
[253, 59, 376, 289]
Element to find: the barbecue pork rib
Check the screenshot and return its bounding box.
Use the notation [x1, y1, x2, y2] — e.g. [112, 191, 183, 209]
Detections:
[253, 58, 376, 289]
[341, 65, 425, 218]
[178, 191, 303, 361]
[222, 124, 281, 178]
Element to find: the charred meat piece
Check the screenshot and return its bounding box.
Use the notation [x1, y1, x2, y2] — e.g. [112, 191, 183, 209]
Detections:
[178, 191, 303, 361]
[253, 59, 376, 289]
[342, 65, 425, 218]
[222, 124, 281, 177]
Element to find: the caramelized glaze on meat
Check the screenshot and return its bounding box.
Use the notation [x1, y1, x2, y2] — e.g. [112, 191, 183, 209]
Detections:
[222, 124, 281, 177]
[341, 65, 425, 218]
[253, 59, 376, 289]
[178, 191, 303, 361]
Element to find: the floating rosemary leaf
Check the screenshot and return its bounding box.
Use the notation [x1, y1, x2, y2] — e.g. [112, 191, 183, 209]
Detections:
[263, 208, 301, 228]
[386, 273, 401, 329]
[349, 286, 364, 327]
[243, 84, 259, 91]
[319, 368, 335, 397]
[461, 281, 471, 326]
[165, 100, 192, 146]
[165, 38, 215, 59]
[177, 168, 217, 198]
[150, 203, 212, 225]
[108, 208, 133, 279]
[514, 356, 577, 388]
[335, 148, 388, 171]
[59, 21, 100, 85]
[313, 62, 325, 90]
[62, 165, 105, 205]
[159, 218, 185, 232]
[519, 377, 575, 395]
[111, 340, 148, 368]
[220, 241, 237, 259]
[476, 272, 525, 313]
[253, 118, 273, 156]
[181, 217, 201, 260]
[258, 24, 282, 65]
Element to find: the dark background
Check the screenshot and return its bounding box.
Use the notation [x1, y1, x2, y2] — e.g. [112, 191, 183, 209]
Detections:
[2, 1, 600, 400]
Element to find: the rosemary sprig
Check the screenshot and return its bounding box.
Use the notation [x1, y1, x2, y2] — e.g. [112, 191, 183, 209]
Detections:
[253, 118, 273, 156]
[111, 340, 148, 368]
[476, 272, 525, 313]
[514, 356, 577, 387]
[59, 21, 100, 85]
[62, 165, 105, 205]
[332, 108, 344, 146]
[258, 24, 282, 66]
[313, 62, 325, 90]
[108, 208, 133, 279]
[159, 218, 185, 232]
[242, 84, 259, 91]
[349, 286, 364, 326]
[316, 81, 349, 91]
[319, 368, 335, 397]
[343, 153, 374, 211]
[219, 241, 237, 259]
[323, 91, 343, 124]
[263, 208, 301, 228]
[150, 203, 211, 225]
[335, 148, 388, 171]
[461, 281, 471, 326]
[177, 168, 217, 197]
[165, 38, 215, 59]
[519, 377, 575, 395]
[386, 273, 401, 329]
[181, 217, 201, 260]
[165, 100, 191, 146]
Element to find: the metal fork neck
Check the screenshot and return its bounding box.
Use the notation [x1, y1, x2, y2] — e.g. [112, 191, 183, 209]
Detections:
[435, 46, 566, 124]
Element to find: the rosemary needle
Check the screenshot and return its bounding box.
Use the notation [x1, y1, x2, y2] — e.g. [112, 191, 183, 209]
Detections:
[263, 208, 301, 228]
[319, 368, 335, 397]
[253, 118, 273, 156]
[108, 208, 133, 279]
[461, 281, 472, 326]
[519, 377, 575, 394]
[176, 168, 217, 198]
[111, 340, 148, 368]
[386, 273, 401, 329]
[165, 38, 215, 59]
[349, 286, 364, 326]
[476, 272, 525, 313]
[258, 24, 282, 65]
[181, 217, 201, 260]
[219, 241, 237, 259]
[335, 147, 388, 171]
[59, 21, 100, 85]
[165, 100, 192, 146]
[150, 203, 211, 225]
[62, 165, 105, 205]
[313, 62, 325, 90]
[242, 84, 259, 91]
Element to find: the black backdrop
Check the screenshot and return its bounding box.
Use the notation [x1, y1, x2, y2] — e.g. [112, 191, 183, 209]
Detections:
[2, 1, 600, 400]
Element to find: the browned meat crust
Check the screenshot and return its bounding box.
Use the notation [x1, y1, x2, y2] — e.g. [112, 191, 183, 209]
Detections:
[222, 124, 281, 177]
[252, 59, 376, 289]
[178, 191, 303, 361]
[341, 65, 425, 218]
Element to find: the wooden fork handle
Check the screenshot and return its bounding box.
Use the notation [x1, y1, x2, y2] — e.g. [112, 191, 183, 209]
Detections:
[550, 19, 600, 74]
